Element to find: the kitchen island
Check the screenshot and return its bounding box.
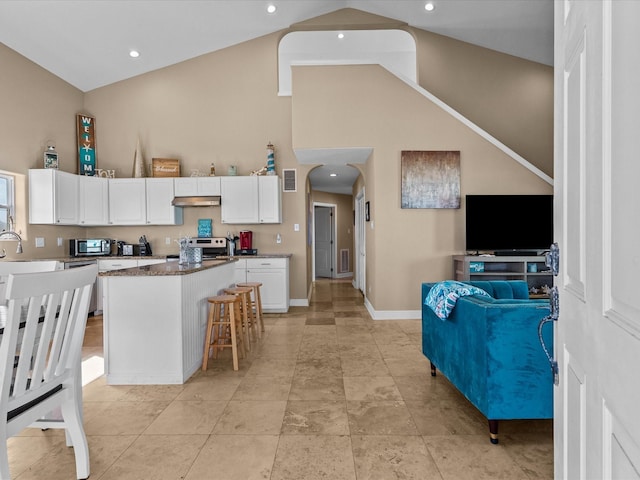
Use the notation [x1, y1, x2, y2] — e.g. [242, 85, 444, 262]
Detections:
[100, 259, 236, 385]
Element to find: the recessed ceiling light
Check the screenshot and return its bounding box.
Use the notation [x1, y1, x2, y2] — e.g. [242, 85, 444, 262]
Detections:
[266, 4, 276, 14]
[129, 50, 140, 58]
[337, 33, 345, 39]
[330, 173, 337, 177]
[425, 2, 435, 11]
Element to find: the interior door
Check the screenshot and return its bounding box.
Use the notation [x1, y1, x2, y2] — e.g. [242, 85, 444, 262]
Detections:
[355, 190, 366, 294]
[555, 1, 640, 478]
[314, 205, 333, 278]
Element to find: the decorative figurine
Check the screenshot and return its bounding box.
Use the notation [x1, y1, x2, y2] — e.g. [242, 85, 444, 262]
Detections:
[266, 142, 275, 175]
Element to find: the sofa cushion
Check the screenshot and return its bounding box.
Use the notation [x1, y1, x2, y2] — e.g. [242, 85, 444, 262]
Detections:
[467, 280, 530, 299]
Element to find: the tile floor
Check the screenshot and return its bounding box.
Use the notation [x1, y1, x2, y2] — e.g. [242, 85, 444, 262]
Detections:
[8, 278, 553, 479]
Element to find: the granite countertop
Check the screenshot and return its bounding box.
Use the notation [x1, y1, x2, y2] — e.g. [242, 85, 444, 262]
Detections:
[214, 253, 292, 259]
[99, 259, 236, 277]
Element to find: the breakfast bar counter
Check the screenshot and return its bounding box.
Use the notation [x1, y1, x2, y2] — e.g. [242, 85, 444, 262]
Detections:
[101, 259, 236, 385]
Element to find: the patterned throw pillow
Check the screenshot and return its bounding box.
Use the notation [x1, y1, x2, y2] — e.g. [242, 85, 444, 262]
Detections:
[425, 280, 490, 320]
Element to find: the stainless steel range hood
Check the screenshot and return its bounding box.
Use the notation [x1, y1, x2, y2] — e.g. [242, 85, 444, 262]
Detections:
[171, 196, 221, 207]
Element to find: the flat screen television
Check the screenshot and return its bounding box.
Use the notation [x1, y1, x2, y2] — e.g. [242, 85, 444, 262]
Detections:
[465, 194, 554, 255]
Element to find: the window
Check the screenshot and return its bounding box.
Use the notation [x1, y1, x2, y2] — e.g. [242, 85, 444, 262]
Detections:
[0, 174, 15, 231]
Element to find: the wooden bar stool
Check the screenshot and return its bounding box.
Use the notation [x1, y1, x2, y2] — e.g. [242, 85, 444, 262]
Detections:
[202, 294, 243, 371]
[224, 286, 256, 349]
[237, 281, 264, 337]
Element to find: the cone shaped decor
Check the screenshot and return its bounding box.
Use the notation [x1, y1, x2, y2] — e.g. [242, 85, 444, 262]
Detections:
[132, 138, 146, 177]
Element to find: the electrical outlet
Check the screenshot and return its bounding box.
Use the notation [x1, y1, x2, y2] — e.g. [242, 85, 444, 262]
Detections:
[166, 237, 171, 245]
[294, 224, 300, 232]
[276, 233, 282, 244]
[35, 237, 45, 248]
[57, 237, 63, 247]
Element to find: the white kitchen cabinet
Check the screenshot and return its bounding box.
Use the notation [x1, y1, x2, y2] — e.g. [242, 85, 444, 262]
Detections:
[220, 176, 282, 224]
[232, 258, 247, 284]
[174, 176, 221, 196]
[108, 178, 146, 225]
[245, 257, 289, 313]
[221, 176, 259, 224]
[78, 175, 109, 225]
[145, 178, 183, 225]
[258, 175, 282, 223]
[28, 169, 78, 224]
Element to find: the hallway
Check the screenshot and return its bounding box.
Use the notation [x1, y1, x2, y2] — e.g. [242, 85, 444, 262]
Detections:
[7, 278, 553, 479]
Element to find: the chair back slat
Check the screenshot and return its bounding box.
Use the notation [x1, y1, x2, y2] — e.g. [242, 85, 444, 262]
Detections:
[0, 265, 97, 414]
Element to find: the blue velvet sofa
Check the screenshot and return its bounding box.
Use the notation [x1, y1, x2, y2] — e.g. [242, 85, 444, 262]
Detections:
[421, 280, 553, 444]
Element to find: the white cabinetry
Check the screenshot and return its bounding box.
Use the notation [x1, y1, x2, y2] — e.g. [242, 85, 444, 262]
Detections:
[108, 179, 146, 225]
[258, 176, 282, 223]
[221, 176, 259, 224]
[220, 176, 282, 224]
[145, 178, 183, 225]
[28, 169, 78, 224]
[245, 257, 289, 313]
[232, 259, 247, 284]
[78, 175, 109, 225]
[174, 177, 221, 196]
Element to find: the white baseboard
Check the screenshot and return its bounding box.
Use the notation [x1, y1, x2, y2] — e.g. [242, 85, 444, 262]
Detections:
[364, 297, 421, 320]
[290, 298, 309, 307]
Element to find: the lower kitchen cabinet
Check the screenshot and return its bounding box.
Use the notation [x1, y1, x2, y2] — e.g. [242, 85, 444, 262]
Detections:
[245, 257, 289, 313]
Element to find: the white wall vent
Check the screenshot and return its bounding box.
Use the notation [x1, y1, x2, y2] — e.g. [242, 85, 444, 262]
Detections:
[340, 249, 350, 273]
[282, 168, 297, 192]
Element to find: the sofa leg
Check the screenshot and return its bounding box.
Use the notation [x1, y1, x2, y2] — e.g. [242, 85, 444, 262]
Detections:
[430, 362, 436, 377]
[488, 420, 499, 444]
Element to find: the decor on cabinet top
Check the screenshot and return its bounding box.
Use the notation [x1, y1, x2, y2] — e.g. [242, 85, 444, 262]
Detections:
[152, 158, 180, 177]
[401, 150, 460, 209]
[76, 114, 97, 176]
[132, 138, 146, 178]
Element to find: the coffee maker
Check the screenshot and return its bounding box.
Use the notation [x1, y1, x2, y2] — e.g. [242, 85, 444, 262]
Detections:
[239, 231, 253, 250]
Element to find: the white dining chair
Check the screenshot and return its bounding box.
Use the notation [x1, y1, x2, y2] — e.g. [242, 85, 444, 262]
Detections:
[0, 264, 98, 480]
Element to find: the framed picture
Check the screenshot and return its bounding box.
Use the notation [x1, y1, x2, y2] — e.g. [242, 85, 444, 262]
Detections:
[365, 201, 370, 222]
[401, 150, 461, 209]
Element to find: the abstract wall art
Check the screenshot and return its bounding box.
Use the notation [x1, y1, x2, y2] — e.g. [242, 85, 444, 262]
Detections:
[401, 150, 461, 209]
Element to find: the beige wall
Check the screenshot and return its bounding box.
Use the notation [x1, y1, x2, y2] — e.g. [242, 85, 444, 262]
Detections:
[0, 43, 85, 260]
[0, 8, 553, 311]
[413, 28, 554, 177]
[292, 64, 552, 311]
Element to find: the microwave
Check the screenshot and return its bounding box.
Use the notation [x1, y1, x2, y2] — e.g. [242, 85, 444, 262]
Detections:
[69, 238, 112, 257]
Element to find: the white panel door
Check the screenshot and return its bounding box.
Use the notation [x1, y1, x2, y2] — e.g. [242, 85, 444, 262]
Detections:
[555, 1, 640, 478]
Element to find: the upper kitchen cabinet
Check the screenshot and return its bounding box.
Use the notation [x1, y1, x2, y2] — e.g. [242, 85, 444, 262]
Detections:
[174, 176, 221, 196]
[146, 178, 183, 225]
[78, 175, 109, 225]
[221, 176, 259, 224]
[258, 176, 282, 224]
[29, 169, 78, 224]
[220, 175, 282, 224]
[108, 178, 146, 225]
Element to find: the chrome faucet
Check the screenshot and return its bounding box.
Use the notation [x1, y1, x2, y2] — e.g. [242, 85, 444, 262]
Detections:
[0, 216, 23, 258]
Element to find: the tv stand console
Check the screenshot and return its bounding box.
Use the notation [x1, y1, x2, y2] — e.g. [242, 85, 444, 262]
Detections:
[453, 255, 552, 297]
